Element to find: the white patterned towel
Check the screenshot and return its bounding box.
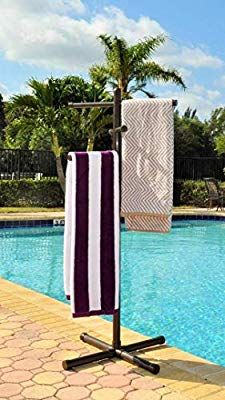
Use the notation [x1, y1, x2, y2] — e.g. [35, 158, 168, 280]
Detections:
[121, 98, 174, 233]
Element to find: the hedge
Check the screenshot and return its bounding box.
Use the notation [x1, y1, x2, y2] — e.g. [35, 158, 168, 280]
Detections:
[174, 180, 225, 207]
[0, 178, 224, 208]
[0, 178, 64, 207]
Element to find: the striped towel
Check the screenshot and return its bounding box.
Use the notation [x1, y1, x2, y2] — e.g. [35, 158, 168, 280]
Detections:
[64, 151, 120, 317]
[121, 98, 174, 233]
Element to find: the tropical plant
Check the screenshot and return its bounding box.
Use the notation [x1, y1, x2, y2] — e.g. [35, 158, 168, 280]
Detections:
[183, 107, 197, 119]
[174, 109, 215, 157]
[5, 77, 112, 191]
[5, 78, 83, 191]
[204, 107, 225, 156]
[200, 107, 225, 157]
[90, 34, 186, 97]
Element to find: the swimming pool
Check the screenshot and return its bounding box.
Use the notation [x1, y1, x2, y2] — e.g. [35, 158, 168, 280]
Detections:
[0, 219, 225, 366]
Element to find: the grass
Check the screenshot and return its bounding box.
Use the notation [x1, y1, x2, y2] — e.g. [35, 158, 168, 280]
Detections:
[0, 207, 64, 213]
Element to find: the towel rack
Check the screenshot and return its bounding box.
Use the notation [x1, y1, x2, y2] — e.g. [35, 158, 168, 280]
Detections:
[63, 89, 177, 374]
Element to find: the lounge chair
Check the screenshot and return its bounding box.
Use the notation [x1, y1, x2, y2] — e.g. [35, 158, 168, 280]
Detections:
[204, 178, 225, 210]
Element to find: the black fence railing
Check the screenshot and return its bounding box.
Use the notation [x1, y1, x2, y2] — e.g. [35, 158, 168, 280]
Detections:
[0, 149, 225, 181]
[0, 149, 58, 180]
[175, 157, 225, 180]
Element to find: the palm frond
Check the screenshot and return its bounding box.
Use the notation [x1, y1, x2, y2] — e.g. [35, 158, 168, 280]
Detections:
[98, 34, 114, 53]
[136, 61, 186, 89]
[89, 65, 109, 87]
[8, 94, 37, 109]
[139, 89, 156, 98]
[129, 82, 156, 98]
[28, 78, 54, 107]
[6, 94, 38, 121]
[111, 37, 128, 68]
[129, 35, 166, 64]
[98, 35, 129, 81]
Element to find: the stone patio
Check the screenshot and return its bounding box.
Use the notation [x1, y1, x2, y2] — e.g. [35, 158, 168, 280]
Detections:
[0, 278, 224, 399]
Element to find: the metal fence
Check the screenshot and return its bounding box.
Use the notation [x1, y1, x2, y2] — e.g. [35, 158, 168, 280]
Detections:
[175, 157, 225, 180]
[0, 149, 58, 180]
[1, 149, 225, 181]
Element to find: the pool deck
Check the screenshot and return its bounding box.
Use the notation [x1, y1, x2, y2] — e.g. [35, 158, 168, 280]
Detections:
[173, 208, 225, 217]
[0, 280, 225, 399]
[0, 208, 225, 399]
[0, 211, 65, 221]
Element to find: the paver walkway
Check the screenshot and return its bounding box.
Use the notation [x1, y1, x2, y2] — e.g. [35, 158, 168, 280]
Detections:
[0, 278, 224, 399]
[0, 211, 64, 221]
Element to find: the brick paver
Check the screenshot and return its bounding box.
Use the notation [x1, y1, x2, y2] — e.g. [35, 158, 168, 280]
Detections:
[97, 374, 131, 388]
[0, 277, 224, 400]
[2, 370, 33, 383]
[57, 386, 90, 400]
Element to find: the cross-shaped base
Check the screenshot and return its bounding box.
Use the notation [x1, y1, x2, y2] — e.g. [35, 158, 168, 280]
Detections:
[62, 333, 165, 375]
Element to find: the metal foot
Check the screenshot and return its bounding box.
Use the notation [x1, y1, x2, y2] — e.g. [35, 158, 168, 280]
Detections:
[62, 350, 115, 370]
[123, 336, 166, 352]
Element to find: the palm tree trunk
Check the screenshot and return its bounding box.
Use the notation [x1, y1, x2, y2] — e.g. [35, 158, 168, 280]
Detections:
[118, 79, 124, 95]
[56, 155, 65, 193]
[118, 78, 128, 95]
[51, 132, 65, 193]
[87, 138, 94, 151]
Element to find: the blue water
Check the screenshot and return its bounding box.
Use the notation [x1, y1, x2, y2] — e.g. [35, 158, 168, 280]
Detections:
[0, 220, 225, 366]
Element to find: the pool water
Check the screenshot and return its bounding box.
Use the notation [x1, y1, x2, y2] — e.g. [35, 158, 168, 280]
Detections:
[0, 220, 225, 366]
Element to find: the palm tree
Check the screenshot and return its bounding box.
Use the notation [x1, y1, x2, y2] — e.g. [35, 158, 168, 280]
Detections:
[90, 34, 186, 97]
[5, 77, 113, 191]
[5, 78, 82, 192]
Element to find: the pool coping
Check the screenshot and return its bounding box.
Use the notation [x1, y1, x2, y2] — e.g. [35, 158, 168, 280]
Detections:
[1, 212, 225, 228]
[0, 278, 225, 399]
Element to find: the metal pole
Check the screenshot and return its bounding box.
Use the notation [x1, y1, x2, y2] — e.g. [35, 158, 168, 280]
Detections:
[112, 87, 122, 349]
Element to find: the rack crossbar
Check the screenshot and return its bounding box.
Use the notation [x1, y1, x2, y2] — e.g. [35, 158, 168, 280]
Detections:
[68, 101, 114, 109]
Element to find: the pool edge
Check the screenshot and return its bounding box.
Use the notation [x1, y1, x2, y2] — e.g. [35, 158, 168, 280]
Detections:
[1, 212, 225, 228]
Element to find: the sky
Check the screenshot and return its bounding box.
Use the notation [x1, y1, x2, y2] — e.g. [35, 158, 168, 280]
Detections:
[0, 0, 225, 119]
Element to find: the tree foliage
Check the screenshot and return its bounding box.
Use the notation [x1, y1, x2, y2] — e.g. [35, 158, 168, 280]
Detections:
[206, 108, 225, 156]
[90, 34, 186, 97]
[4, 33, 225, 185]
[174, 109, 215, 157]
[5, 76, 113, 191]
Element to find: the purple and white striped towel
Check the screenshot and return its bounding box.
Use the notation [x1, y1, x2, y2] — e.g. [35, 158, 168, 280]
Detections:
[64, 151, 120, 317]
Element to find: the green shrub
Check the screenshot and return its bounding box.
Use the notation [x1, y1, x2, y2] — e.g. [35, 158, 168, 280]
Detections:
[1, 178, 224, 208]
[179, 180, 207, 207]
[0, 178, 64, 207]
[174, 179, 225, 207]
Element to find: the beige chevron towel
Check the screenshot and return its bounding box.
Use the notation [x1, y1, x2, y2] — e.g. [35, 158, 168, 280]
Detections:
[121, 98, 174, 233]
